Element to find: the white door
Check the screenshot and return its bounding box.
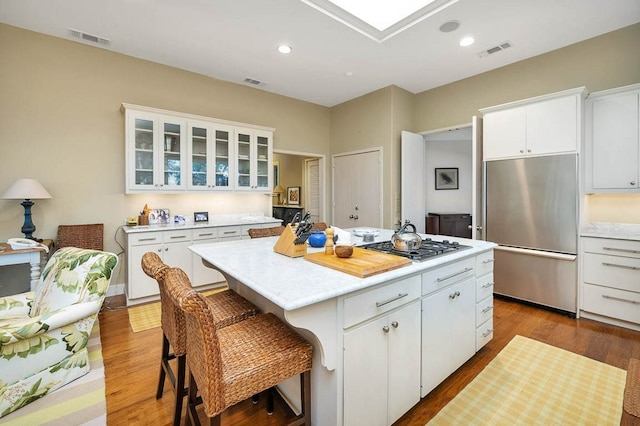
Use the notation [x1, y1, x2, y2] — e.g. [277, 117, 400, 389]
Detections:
[471, 116, 483, 240]
[401, 131, 426, 233]
[332, 150, 382, 229]
[305, 158, 321, 223]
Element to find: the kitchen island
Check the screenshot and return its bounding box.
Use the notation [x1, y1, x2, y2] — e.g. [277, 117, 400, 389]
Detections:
[190, 230, 496, 426]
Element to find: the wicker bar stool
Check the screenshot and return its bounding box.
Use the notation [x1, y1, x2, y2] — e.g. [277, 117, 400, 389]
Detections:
[163, 267, 312, 426]
[141, 252, 258, 426]
[247, 226, 285, 238]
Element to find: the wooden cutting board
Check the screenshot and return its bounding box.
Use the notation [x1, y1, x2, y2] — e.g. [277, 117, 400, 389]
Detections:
[304, 247, 412, 278]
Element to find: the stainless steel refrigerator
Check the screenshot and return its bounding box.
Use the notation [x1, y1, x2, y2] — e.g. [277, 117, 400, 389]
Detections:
[485, 154, 578, 314]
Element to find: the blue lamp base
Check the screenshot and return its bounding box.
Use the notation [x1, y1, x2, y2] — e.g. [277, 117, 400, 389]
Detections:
[20, 199, 37, 240]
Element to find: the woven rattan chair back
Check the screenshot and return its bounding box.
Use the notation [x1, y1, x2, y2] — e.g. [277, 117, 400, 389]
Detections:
[311, 222, 327, 231]
[247, 226, 285, 238]
[56, 223, 104, 251]
[164, 267, 313, 425]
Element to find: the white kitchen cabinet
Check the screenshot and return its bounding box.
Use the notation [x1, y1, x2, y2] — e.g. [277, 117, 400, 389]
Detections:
[127, 229, 193, 300]
[475, 250, 494, 351]
[580, 237, 640, 331]
[343, 276, 421, 426]
[122, 104, 273, 194]
[235, 128, 272, 192]
[187, 120, 234, 191]
[586, 84, 640, 192]
[481, 87, 585, 161]
[125, 109, 187, 193]
[191, 228, 224, 285]
[421, 277, 475, 397]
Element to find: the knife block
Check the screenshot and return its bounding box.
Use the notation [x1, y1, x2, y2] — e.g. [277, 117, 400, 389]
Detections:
[273, 224, 307, 258]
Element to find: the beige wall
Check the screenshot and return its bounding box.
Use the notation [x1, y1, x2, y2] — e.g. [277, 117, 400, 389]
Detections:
[0, 24, 330, 287]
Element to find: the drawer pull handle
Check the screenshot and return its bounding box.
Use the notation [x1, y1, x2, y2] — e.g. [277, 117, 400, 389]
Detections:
[481, 282, 494, 289]
[376, 293, 408, 308]
[198, 233, 214, 237]
[602, 247, 640, 254]
[602, 294, 640, 305]
[437, 267, 473, 282]
[170, 235, 187, 240]
[482, 329, 494, 338]
[223, 231, 237, 235]
[139, 238, 157, 242]
[602, 262, 640, 271]
[482, 306, 493, 314]
[482, 259, 494, 264]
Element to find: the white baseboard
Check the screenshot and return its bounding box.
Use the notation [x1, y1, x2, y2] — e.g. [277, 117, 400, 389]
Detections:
[107, 283, 125, 297]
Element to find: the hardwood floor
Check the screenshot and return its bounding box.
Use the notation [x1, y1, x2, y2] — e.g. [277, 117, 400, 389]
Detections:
[100, 296, 640, 425]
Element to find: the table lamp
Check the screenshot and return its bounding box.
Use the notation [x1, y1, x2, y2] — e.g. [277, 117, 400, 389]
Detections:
[273, 184, 284, 205]
[2, 178, 52, 240]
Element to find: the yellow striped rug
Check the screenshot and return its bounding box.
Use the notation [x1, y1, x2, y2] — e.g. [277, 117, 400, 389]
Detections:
[428, 335, 627, 425]
[1, 322, 106, 425]
[128, 287, 227, 333]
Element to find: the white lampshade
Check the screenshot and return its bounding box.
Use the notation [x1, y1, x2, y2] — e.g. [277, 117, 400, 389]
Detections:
[2, 178, 52, 200]
[273, 184, 285, 194]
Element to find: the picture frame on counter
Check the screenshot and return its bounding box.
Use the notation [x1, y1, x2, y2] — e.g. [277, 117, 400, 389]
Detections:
[435, 168, 459, 190]
[287, 187, 301, 205]
[194, 211, 209, 223]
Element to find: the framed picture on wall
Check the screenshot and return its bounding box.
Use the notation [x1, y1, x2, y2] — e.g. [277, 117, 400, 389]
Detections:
[287, 187, 301, 205]
[435, 168, 459, 190]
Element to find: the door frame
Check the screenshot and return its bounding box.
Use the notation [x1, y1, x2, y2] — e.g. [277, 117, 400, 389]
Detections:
[273, 149, 326, 223]
[331, 147, 384, 228]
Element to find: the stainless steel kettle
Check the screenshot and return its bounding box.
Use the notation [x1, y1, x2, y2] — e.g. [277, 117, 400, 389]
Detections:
[391, 221, 422, 251]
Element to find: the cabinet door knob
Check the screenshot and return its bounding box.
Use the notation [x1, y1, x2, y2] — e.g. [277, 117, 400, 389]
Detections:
[631, 181, 636, 186]
[391, 321, 399, 328]
[382, 325, 390, 333]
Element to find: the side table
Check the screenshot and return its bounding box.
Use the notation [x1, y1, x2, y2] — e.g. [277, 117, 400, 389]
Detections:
[0, 239, 54, 291]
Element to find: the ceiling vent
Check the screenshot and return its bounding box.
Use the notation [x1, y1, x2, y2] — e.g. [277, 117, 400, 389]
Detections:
[243, 77, 267, 86]
[68, 28, 111, 47]
[478, 41, 512, 57]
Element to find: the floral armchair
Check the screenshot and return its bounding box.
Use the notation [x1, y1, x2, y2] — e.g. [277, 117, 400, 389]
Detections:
[0, 247, 118, 418]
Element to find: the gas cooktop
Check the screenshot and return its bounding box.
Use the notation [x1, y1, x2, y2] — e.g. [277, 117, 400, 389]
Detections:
[361, 238, 471, 262]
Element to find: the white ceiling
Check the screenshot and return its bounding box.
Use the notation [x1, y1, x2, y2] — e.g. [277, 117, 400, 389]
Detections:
[2, 0, 639, 107]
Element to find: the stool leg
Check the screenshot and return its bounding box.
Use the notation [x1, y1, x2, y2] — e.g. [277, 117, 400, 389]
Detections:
[173, 353, 186, 426]
[156, 334, 170, 399]
[267, 389, 274, 415]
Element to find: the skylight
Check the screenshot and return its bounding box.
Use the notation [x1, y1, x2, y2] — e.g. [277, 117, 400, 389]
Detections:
[301, 0, 459, 42]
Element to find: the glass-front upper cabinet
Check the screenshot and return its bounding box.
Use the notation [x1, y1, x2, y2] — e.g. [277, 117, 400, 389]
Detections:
[125, 108, 186, 193]
[187, 121, 233, 191]
[235, 128, 272, 192]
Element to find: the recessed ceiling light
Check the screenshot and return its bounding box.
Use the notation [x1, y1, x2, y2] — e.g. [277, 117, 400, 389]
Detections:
[459, 36, 475, 47]
[439, 20, 460, 32]
[278, 45, 292, 54]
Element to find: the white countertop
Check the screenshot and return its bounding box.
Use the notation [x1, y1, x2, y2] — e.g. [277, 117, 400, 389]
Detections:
[189, 229, 496, 311]
[122, 213, 281, 234]
[581, 222, 640, 241]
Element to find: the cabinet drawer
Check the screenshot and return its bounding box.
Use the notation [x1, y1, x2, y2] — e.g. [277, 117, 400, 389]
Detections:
[582, 283, 640, 325]
[192, 228, 218, 241]
[422, 257, 475, 296]
[163, 229, 192, 243]
[476, 297, 493, 325]
[476, 273, 494, 302]
[129, 232, 162, 246]
[217, 226, 241, 239]
[475, 250, 495, 277]
[583, 237, 640, 259]
[583, 253, 640, 293]
[344, 275, 421, 329]
[476, 318, 494, 351]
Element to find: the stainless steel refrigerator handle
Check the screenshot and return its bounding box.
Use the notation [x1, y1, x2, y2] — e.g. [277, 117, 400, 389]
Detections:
[601, 262, 640, 271]
[602, 247, 640, 254]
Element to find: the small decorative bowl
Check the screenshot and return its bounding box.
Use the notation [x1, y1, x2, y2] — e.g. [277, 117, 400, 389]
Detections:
[308, 231, 327, 248]
[335, 244, 354, 258]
